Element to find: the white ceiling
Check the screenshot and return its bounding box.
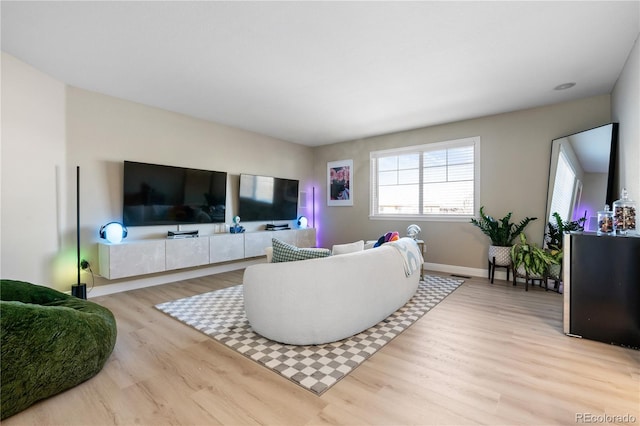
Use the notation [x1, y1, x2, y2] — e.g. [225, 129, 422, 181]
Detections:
[2, 1, 639, 146]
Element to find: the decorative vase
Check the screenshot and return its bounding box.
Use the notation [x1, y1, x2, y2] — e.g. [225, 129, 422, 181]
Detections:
[612, 188, 637, 235]
[597, 204, 614, 236]
[488, 245, 511, 266]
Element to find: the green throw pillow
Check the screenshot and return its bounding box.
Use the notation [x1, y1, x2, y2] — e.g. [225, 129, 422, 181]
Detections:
[271, 238, 331, 263]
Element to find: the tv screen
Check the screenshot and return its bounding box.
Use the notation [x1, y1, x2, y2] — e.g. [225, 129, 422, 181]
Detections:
[238, 174, 299, 222]
[123, 161, 227, 226]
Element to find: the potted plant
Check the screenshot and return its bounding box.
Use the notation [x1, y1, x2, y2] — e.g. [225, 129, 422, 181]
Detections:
[470, 206, 537, 266]
[545, 212, 586, 283]
[545, 212, 586, 251]
[511, 233, 561, 290]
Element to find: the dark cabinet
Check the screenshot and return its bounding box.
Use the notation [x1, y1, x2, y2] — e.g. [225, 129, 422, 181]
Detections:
[563, 233, 640, 349]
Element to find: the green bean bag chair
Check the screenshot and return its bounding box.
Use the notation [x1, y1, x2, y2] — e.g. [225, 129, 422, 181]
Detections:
[0, 280, 117, 420]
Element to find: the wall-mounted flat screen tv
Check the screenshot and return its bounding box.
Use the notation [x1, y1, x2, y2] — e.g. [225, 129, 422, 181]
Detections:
[238, 174, 299, 222]
[123, 161, 227, 226]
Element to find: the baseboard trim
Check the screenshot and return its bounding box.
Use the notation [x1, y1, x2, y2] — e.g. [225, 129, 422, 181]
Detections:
[424, 262, 506, 281]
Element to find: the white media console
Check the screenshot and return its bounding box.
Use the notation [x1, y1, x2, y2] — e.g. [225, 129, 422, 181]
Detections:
[98, 228, 316, 280]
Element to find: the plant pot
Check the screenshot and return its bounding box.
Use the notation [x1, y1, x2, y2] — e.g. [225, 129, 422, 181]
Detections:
[488, 245, 511, 266]
[515, 264, 545, 279]
[548, 263, 562, 280]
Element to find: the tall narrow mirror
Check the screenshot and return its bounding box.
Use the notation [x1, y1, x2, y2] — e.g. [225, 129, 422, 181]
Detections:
[545, 123, 618, 233]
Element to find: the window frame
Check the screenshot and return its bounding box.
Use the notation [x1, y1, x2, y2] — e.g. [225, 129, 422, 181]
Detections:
[548, 146, 579, 222]
[369, 136, 481, 222]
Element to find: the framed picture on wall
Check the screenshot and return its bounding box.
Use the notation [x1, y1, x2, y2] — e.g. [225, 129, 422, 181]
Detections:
[327, 159, 353, 206]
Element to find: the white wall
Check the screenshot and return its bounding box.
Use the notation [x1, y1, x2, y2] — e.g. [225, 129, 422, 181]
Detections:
[66, 86, 315, 234]
[313, 96, 612, 276]
[67, 87, 315, 292]
[1, 53, 68, 287]
[1, 54, 315, 292]
[612, 34, 639, 199]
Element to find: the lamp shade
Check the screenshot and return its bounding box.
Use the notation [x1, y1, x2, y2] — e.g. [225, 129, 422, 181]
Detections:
[99, 222, 128, 244]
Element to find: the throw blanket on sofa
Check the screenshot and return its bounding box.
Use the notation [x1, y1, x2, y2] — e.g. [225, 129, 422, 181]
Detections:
[389, 238, 424, 277]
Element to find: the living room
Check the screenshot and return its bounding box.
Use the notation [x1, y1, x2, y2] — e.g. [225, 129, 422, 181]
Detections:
[1, 2, 638, 295]
[1, 1, 639, 424]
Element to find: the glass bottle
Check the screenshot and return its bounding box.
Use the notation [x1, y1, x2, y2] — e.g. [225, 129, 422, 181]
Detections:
[613, 188, 637, 235]
[597, 204, 614, 236]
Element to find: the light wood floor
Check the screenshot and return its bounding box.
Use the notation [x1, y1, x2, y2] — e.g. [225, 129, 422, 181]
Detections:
[4, 271, 639, 425]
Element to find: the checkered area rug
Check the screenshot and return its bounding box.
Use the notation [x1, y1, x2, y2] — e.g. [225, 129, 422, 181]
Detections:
[155, 275, 463, 395]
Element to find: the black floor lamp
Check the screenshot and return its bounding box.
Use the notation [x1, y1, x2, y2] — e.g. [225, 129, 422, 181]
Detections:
[72, 166, 87, 299]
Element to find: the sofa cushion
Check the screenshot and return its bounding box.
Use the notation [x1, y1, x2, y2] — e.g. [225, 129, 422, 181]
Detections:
[271, 238, 331, 263]
[332, 240, 365, 255]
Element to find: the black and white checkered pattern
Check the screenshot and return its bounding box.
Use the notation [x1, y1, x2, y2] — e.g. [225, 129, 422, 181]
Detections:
[271, 238, 331, 262]
[155, 275, 463, 395]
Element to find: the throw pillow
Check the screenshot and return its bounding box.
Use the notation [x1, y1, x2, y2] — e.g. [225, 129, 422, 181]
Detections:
[271, 238, 331, 263]
[331, 240, 365, 255]
[373, 231, 400, 247]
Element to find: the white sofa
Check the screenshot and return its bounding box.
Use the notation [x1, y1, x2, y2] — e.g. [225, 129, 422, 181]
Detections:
[243, 239, 421, 345]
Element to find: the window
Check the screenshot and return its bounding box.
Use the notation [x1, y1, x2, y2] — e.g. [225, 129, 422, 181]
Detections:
[549, 147, 580, 222]
[370, 137, 480, 220]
